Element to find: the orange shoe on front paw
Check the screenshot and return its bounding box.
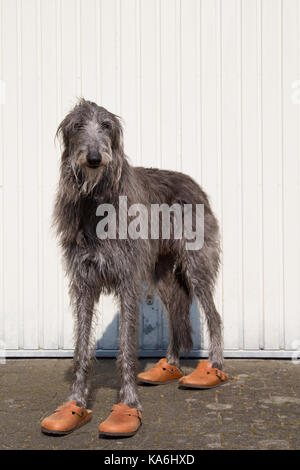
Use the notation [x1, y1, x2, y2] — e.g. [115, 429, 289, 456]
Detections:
[41, 401, 92, 435]
[137, 358, 183, 385]
[99, 403, 142, 437]
[178, 360, 228, 389]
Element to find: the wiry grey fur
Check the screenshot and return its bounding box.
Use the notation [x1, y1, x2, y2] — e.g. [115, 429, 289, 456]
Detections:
[53, 98, 224, 411]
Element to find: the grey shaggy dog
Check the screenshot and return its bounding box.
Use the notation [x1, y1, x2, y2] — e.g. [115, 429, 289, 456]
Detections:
[53, 98, 223, 411]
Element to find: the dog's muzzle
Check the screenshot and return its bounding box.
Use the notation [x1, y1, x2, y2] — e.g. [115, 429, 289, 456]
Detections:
[86, 151, 102, 168]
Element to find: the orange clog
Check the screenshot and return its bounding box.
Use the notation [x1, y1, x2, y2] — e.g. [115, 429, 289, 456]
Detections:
[41, 400, 92, 435]
[179, 360, 228, 389]
[99, 403, 142, 437]
[137, 358, 183, 385]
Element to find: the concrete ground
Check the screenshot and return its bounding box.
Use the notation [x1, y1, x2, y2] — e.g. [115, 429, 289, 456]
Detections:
[0, 358, 299, 450]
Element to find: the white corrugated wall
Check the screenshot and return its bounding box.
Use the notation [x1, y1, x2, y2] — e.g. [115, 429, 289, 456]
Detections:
[0, 0, 300, 358]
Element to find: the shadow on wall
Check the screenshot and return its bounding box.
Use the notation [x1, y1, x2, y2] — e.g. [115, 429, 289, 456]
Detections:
[95, 291, 205, 357]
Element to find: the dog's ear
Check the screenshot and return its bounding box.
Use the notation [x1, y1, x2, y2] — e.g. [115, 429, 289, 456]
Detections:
[56, 114, 73, 149]
[112, 116, 124, 155]
[56, 103, 83, 149]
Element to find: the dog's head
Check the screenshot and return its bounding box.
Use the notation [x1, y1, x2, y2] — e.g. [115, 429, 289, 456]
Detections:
[57, 99, 124, 194]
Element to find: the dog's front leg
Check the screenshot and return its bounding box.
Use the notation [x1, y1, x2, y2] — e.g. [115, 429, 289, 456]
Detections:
[117, 292, 141, 410]
[98, 286, 143, 437]
[69, 277, 99, 408]
[41, 273, 98, 435]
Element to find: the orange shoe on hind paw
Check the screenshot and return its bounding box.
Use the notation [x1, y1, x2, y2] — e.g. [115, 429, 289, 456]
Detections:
[178, 360, 228, 389]
[137, 358, 183, 385]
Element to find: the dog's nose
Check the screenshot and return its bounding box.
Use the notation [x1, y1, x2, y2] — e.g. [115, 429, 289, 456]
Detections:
[86, 152, 102, 168]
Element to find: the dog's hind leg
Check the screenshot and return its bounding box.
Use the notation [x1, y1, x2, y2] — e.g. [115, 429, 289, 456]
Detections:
[183, 248, 224, 371]
[68, 263, 100, 408]
[117, 283, 141, 410]
[157, 270, 193, 368]
[196, 287, 223, 370]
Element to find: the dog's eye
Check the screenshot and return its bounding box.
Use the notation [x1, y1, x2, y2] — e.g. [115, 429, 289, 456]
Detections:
[101, 121, 112, 131]
[73, 122, 82, 131]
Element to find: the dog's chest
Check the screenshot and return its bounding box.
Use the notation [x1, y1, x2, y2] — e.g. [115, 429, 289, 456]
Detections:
[78, 195, 103, 244]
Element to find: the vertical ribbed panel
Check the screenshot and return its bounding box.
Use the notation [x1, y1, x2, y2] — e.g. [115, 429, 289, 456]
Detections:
[0, 0, 299, 356]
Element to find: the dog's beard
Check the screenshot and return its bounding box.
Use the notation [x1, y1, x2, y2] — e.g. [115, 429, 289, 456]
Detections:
[80, 166, 106, 194]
